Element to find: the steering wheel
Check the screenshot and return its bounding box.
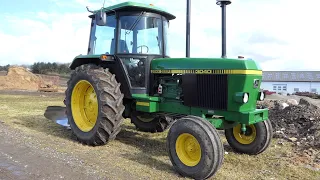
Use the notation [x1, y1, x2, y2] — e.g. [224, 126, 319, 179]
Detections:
[137, 45, 149, 54]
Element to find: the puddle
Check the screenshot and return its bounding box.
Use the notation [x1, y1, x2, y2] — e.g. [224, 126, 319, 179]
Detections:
[56, 118, 70, 129]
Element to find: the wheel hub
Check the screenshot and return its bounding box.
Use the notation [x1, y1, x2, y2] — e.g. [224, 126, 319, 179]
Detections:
[233, 124, 257, 145]
[71, 80, 98, 132]
[176, 133, 201, 167]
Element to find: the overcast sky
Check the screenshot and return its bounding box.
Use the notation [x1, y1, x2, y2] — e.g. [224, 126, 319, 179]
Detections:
[0, 0, 319, 71]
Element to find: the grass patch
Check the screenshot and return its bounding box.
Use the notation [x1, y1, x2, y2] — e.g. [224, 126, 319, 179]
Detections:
[0, 93, 319, 180]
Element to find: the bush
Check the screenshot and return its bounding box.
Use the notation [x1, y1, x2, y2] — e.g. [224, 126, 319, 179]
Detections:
[0, 64, 10, 71]
[31, 62, 71, 75]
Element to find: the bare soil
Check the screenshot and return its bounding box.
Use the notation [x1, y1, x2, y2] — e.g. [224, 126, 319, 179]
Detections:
[0, 67, 65, 92]
[0, 70, 7, 76]
[0, 123, 106, 180]
[0, 67, 40, 91]
[0, 91, 319, 180]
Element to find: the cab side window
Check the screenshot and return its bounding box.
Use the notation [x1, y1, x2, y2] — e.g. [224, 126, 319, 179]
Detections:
[92, 15, 117, 55]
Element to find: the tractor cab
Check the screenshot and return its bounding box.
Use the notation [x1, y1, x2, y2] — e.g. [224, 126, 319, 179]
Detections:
[87, 2, 175, 94]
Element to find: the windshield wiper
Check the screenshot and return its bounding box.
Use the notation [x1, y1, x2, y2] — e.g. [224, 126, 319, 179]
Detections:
[125, 11, 145, 35]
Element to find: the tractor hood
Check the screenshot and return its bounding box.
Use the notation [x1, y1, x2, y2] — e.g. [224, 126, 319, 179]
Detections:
[151, 58, 261, 71]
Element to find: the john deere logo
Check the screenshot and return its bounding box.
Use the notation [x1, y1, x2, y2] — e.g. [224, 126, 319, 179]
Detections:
[253, 79, 260, 88]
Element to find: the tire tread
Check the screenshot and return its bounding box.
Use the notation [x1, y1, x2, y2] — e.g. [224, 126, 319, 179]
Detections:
[65, 64, 125, 146]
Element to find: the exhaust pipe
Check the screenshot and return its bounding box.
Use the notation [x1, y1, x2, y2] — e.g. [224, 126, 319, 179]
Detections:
[216, 0, 232, 58]
[186, 0, 231, 58]
[186, 0, 191, 58]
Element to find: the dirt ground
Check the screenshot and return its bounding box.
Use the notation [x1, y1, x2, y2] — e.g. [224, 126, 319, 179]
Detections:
[0, 70, 7, 76]
[0, 67, 67, 93]
[0, 91, 319, 180]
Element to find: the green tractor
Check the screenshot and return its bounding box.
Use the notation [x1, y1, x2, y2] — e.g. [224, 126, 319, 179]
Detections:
[61, 0, 271, 179]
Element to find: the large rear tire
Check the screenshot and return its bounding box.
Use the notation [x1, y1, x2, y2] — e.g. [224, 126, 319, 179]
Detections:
[64, 64, 125, 146]
[225, 119, 273, 155]
[167, 116, 224, 180]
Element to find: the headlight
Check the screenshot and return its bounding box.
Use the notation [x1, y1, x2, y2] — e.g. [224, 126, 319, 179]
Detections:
[234, 92, 249, 103]
[243, 93, 249, 103]
[259, 92, 265, 101]
[257, 91, 265, 101]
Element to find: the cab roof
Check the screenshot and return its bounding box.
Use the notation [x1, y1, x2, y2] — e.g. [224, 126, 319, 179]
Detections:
[93, 1, 176, 20]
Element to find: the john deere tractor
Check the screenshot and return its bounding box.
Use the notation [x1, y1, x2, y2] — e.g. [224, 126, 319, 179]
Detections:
[63, 1, 271, 179]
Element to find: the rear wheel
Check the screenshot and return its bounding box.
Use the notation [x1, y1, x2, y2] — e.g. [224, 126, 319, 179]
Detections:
[225, 120, 273, 155]
[130, 111, 173, 133]
[167, 116, 224, 180]
[64, 64, 125, 146]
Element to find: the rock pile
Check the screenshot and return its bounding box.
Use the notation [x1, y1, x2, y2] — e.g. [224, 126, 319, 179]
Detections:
[257, 98, 320, 149]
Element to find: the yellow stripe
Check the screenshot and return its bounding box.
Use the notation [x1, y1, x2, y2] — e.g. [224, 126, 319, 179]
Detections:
[136, 101, 149, 106]
[151, 69, 262, 75]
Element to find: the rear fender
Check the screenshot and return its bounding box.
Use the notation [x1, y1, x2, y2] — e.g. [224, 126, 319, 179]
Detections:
[69, 55, 132, 99]
[69, 55, 114, 70]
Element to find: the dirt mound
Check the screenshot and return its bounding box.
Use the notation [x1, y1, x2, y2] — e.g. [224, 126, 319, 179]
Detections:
[0, 71, 7, 76]
[0, 66, 41, 91]
[257, 98, 320, 149]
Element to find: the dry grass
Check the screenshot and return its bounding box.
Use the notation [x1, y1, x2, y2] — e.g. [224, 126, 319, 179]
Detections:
[0, 93, 319, 180]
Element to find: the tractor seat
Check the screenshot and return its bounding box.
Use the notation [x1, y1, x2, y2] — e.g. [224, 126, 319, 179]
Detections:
[110, 39, 129, 54]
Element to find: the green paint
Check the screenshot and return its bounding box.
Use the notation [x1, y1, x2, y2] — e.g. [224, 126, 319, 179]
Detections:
[158, 101, 268, 128]
[136, 101, 159, 113]
[207, 118, 224, 129]
[233, 92, 246, 103]
[151, 58, 261, 70]
[206, 118, 238, 130]
[131, 93, 268, 128]
[159, 102, 191, 114]
[212, 108, 268, 124]
[227, 74, 262, 112]
[93, 1, 175, 20]
[132, 94, 160, 113]
[132, 94, 160, 102]
[155, 76, 182, 100]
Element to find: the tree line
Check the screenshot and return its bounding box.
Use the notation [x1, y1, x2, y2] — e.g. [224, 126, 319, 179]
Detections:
[0, 62, 71, 75]
[0, 64, 10, 71]
[31, 62, 71, 75]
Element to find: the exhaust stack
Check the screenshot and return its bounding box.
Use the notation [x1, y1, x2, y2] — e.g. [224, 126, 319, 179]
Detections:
[216, 0, 231, 58]
[186, 0, 191, 58]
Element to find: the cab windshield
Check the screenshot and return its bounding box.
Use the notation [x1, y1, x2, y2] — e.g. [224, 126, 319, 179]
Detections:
[118, 15, 163, 55]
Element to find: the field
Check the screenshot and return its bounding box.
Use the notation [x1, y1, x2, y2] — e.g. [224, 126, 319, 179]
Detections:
[0, 91, 319, 180]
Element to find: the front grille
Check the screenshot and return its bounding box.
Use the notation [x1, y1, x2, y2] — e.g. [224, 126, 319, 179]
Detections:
[182, 74, 228, 110]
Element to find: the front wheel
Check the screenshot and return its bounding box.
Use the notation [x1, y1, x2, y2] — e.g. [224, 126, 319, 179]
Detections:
[167, 116, 224, 180]
[225, 120, 273, 155]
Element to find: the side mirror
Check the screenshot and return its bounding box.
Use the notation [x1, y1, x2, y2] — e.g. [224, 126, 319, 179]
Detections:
[95, 10, 107, 26]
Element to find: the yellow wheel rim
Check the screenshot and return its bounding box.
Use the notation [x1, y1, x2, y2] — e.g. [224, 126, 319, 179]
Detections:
[175, 133, 201, 166]
[233, 124, 257, 144]
[71, 80, 98, 132]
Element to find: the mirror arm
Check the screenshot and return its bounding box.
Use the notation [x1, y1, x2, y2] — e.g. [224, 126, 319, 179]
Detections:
[86, 6, 94, 13]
